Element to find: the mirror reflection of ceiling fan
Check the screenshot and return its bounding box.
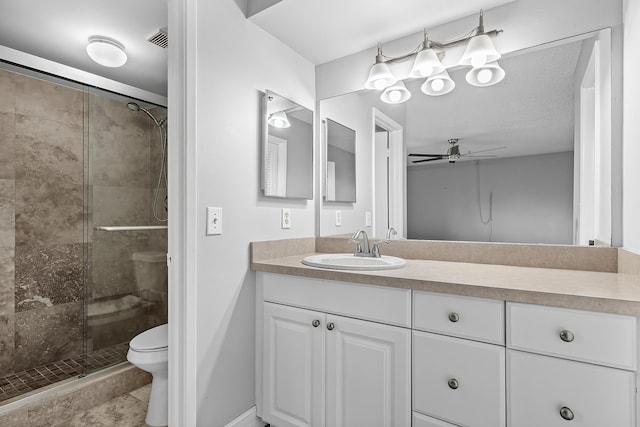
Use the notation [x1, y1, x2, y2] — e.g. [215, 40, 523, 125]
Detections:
[409, 138, 506, 164]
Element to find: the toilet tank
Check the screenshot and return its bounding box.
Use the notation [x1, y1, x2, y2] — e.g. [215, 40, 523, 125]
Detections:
[131, 251, 168, 294]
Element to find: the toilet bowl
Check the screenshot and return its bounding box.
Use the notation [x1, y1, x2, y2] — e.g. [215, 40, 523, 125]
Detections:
[127, 323, 168, 427]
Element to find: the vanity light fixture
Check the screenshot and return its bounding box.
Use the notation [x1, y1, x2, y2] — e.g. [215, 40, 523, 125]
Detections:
[381, 81, 412, 104]
[365, 10, 504, 103]
[268, 111, 291, 128]
[86, 36, 127, 67]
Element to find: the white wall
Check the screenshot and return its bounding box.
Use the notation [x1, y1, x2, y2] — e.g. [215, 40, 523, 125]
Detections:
[407, 152, 574, 244]
[623, 0, 640, 253]
[187, 0, 315, 424]
[319, 90, 405, 236]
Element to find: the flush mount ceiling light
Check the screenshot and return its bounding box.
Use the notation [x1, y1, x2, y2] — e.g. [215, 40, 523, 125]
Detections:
[86, 36, 127, 68]
[268, 111, 291, 128]
[364, 10, 504, 103]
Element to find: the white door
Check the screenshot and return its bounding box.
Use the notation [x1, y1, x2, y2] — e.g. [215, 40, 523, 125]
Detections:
[263, 303, 325, 427]
[325, 314, 410, 427]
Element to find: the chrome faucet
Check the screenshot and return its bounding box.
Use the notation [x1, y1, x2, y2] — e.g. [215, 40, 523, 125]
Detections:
[349, 230, 371, 256]
[386, 227, 398, 240]
[349, 230, 388, 258]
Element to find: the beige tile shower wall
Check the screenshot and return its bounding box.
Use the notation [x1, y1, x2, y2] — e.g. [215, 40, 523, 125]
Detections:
[0, 68, 86, 375]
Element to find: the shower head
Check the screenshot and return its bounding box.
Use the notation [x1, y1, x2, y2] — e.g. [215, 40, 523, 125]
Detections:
[127, 101, 165, 128]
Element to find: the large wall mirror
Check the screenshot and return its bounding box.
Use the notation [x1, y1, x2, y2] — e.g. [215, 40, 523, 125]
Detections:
[325, 118, 357, 202]
[319, 28, 615, 246]
[262, 90, 313, 199]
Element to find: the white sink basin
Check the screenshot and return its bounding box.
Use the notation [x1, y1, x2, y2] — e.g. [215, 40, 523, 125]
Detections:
[302, 253, 406, 271]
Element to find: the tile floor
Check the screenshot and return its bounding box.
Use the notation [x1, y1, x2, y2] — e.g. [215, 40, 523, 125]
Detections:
[52, 384, 153, 427]
[0, 343, 130, 403]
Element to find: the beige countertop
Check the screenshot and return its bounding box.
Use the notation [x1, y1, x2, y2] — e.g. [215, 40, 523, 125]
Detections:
[251, 252, 640, 316]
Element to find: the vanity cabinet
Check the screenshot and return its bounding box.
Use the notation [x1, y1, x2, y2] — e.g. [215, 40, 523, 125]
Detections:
[258, 273, 411, 427]
[256, 273, 640, 427]
[506, 302, 638, 427]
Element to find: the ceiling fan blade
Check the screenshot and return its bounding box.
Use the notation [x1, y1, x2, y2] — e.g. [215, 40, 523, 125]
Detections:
[408, 153, 445, 157]
[466, 146, 507, 154]
[412, 156, 446, 163]
[461, 154, 499, 158]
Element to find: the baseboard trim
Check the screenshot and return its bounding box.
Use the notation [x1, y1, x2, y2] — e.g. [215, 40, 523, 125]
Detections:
[224, 406, 267, 427]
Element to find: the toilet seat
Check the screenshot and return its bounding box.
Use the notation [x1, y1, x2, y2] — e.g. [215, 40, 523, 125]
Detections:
[130, 323, 168, 352]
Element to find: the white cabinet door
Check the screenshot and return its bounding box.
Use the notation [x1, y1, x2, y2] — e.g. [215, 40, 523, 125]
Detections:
[413, 331, 505, 427]
[508, 350, 636, 427]
[325, 314, 411, 427]
[263, 302, 325, 427]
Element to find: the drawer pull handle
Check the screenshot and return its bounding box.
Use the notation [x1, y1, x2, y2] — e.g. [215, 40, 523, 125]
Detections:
[559, 330, 575, 343]
[312, 319, 320, 328]
[559, 406, 574, 421]
[327, 322, 335, 331]
[448, 312, 460, 323]
[447, 378, 459, 390]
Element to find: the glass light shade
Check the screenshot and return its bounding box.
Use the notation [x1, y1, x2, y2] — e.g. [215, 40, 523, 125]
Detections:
[380, 81, 411, 104]
[86, 37, 127, 68]
[465, 61, 505, 87]
[459, 34, 500, 68]
[409, 48, 445, 78]
[364, 61, 397, 90]
[268, 111, 291, 128]
[421, 70, 455, 96]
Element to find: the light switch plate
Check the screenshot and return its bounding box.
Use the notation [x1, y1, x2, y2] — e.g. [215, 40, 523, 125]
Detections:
[206, 207, 222, 235]
[365, 211, 372, 227]
[281, 208, 291, 229]
[336, 210, 342, 226]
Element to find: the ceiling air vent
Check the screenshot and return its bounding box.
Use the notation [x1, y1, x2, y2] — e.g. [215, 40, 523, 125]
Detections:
[147, 29, 168, 49]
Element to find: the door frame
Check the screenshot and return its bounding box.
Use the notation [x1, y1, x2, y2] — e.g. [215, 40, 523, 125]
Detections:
[372, 108, 405, 238]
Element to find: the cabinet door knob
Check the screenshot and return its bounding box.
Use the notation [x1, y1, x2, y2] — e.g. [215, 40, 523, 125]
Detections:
[447, 378, 459, 390]
[559, 330, 575, 343]
[448, 312, 460, 323]
[326, 322, 335, 331]
[559, 406, 574, 421]
[312, 319, 320, 328]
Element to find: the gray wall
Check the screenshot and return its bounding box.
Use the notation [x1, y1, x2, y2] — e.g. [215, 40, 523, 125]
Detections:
[407, 152, 574, 244]
[327, 145, 356, 202]
[269, 115, 313, 198]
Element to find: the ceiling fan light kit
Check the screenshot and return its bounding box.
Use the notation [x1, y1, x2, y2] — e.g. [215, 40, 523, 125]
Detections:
[364, 9, 504, 103]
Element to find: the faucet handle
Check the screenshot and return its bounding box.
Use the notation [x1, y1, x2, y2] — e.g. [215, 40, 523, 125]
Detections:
[371, 239, 389, 257]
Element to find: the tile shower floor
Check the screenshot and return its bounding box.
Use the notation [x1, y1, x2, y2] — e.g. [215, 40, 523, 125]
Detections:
[0, 342, 130, 403]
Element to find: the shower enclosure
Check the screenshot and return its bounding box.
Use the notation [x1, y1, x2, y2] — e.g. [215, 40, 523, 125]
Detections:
[0, 62, 168, 402]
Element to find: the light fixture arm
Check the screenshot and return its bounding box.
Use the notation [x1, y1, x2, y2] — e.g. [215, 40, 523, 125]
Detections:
[374, 10, 501, 65]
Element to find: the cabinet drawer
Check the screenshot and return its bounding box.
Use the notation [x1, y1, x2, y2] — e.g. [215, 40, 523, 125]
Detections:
[507, 302, 637, 370]
[413, 331, 505, 427]
[508, 350, 636, 427]
[261, 273, 411, 327]
[413, 412, 459, 427]
[413, 291, 504, 344]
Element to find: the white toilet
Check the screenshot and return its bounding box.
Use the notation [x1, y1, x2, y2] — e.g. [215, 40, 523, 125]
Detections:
[127, 323, 168, 426]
